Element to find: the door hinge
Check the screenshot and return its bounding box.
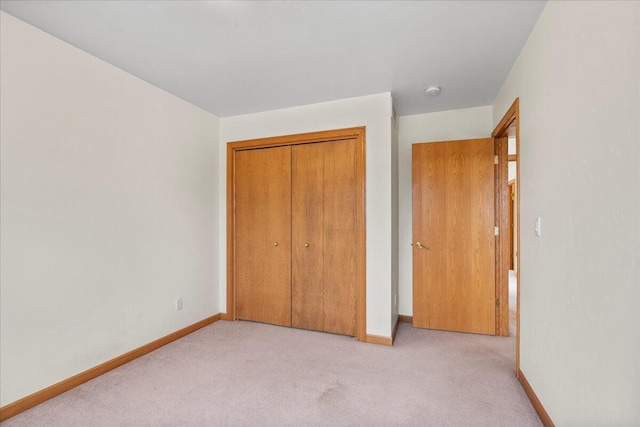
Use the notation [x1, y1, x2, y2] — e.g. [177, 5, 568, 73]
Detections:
[494, 226, 499, 236]
[494, 155, 499, 164]
[496, 298, 500, 307]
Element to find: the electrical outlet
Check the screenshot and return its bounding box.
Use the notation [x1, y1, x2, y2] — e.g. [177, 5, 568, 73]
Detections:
[176, 297, 183, 311]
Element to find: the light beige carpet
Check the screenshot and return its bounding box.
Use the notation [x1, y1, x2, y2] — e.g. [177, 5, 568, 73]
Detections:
[2, 321, 541, 426]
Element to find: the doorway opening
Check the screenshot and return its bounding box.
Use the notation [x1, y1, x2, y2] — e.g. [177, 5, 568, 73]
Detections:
[492, 98, 521, 372]
[508, 133, 518, 336]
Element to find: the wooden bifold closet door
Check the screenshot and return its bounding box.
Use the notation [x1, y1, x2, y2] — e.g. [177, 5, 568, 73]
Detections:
[234, 139, 357, 337]
[234, 146, 292, 327]
[292, 141, 357, 336]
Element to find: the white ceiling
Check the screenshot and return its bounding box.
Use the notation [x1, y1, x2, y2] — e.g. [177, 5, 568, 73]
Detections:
[0, 1, 546, 117]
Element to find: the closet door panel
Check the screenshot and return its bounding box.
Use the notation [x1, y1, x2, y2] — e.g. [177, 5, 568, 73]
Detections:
[235, 146, 292, 327]
[292, 143, 325, 331]
[323, 139, 357, 336]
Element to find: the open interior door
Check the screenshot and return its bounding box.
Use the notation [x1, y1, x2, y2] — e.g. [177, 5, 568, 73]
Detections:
[412, 138, 497, 335]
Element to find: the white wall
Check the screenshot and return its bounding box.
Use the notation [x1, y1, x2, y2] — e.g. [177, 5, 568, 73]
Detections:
[397, 106, 493, 316]
[493, 1, 640, 424]
[219, 93, 394, 337]
[0, 12, 220, 406]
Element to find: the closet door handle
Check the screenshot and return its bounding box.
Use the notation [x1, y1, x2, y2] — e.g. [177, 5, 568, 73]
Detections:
[304, 243, 310, 248]
[273, 242, 278, 247]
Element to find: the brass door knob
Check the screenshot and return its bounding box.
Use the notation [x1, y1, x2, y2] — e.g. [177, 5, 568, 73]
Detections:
[304, 243, 310, 248]
[273, 242, 278, 246]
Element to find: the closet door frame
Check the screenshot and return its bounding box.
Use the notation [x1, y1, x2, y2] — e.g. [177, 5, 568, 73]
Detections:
[226, 127, 366, 342]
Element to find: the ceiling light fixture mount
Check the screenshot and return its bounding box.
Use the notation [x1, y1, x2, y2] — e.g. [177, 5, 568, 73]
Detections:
[425, 85, 441, 96]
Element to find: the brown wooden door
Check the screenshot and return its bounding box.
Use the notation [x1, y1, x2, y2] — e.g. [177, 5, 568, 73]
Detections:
[234, 146, 292, 327]
[292, 143, 325, 331]
[412, 138, 496, 335]
[292, 140, 357, 336]
[323, 139, 357, 336]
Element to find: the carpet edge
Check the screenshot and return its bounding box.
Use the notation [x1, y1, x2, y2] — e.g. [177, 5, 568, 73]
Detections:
[0, 313, 222, 422]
